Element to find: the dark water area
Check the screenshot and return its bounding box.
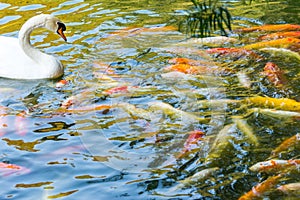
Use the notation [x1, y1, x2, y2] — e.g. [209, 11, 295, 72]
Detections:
[0, 0, 299, 199]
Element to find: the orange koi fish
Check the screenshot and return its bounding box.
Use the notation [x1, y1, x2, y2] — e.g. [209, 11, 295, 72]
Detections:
[243, 37, 300, 50]
[165, 64, 231, 75]
[249, 159, 300, 173]
[0, 162, 30, 176]
[168, 57, 215, 67]
[235, 24, 300, 33]
[239, 174, 282, 200]
[271, 133, 300, 158]
[259, 31, 300, 40]
[262, 62, 286, 87]
[206, 47, 263, 60]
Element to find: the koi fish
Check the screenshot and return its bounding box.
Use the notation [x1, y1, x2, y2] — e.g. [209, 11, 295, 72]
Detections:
[55, 79, 68, 89]
[177, 36, 238, 47]
[271, 133, 300, 158]
[0, 162, 30, 176]
[259, 47, 300, 62]
[249, 159, 300, 173]
[59, 104, 112, 114]
[262, 62, 286, 87]
[176, 167, 219, 188]
[235, 24, 300, 33]
[277, 182, 300, 195]
[251, 108, 300, 119]
[148, 101, 209, 123]
[100, 26, 177, 41]
[177, 130, 205, 158]
[206, 47, 263, 60]
[259, 31, 300, 40]
[165, 64, 231, 75]
[232, 117, 259, 146]
[243, 37, 300, 50]
[205, 123, 237, 164]
[238, 174, 282, 200]
[103, 85, 138, 95]
[117, 102, 152, 120]
[168, 57, 217, 67]
[245, 96, 300, 111]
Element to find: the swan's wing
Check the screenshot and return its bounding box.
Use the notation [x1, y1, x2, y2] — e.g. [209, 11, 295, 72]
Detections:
[0, 36, 38, 78]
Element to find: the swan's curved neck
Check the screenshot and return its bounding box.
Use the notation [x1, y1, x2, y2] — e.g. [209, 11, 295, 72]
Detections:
[18, 15, 55, 65]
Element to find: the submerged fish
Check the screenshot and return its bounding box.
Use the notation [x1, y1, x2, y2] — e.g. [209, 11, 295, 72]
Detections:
[243, 37, 300, 50]
[245, 96, 300, 111]
[259, 47, 300, 62]
[148, 101, 209, 123]
[262, 62, 286, 87]
[176, 36, 238, 47]
[206, 47, 263, 60]
[165, 63, 231, 75]
[249, 159, 300, 174]
[103, 85, 139, 95]
[259, 31, 300, 40]
[235, 24, 300, 33]
[177, 130, 205, 158]
[251, 108, 300, 119]
[205, 123, 237, 164]
[238, 174, 282, 200]
[177, 167, 219, 188]
[271, 133, 300, 158]
[232, 117, 259, 146]
[277, 182, 300, 195]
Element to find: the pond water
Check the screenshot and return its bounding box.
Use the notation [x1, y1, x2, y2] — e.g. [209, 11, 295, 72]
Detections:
[0, 0, 300, 199]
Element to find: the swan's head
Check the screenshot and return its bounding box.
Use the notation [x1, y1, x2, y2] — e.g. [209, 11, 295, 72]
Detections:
[44, 14, 67, 42]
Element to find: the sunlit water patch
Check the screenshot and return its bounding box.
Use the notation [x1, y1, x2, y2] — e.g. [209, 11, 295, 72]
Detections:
[0, 0, 300, 200]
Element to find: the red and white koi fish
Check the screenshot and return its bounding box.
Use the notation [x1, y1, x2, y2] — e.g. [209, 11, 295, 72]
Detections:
[177, 130, 205, 158]
[55, 79, 68, 89]
[262, 62, 286, 87]
[249, 159, 300, 173]
[103, 85, 139, 95]
[239, 174, 282, 200]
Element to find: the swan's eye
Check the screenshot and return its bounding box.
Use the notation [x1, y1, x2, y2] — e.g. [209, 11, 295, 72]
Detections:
[57, 22, 66, 31]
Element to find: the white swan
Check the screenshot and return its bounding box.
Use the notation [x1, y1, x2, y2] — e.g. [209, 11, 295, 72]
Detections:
[0, 14, 67, 79]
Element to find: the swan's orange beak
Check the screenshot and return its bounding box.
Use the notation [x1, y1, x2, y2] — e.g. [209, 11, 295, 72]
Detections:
[57, 27, 67, 42]
[57, 22, 67, 42]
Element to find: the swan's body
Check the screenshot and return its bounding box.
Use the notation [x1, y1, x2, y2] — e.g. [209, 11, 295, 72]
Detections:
[0, 14, 67, 79]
